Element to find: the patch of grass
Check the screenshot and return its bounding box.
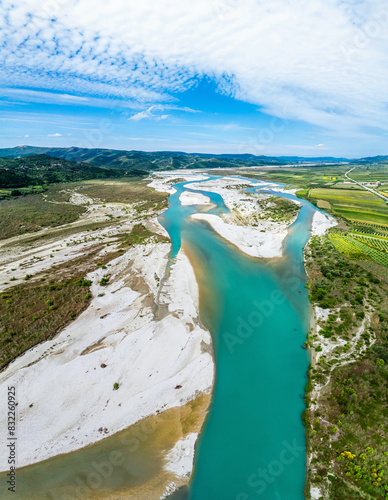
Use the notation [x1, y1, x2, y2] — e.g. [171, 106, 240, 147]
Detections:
[317, 199, 331, 209]
[119, 223, 169, 247]
[0, 191, 86, 240]
[334, 207, 388, 226]
[310, 187, 383, 203]
[0, 276, 92, 370]
[80, 179, 168, 213]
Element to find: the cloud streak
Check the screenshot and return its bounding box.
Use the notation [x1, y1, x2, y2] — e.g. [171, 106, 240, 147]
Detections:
[0, 0, 388, 139]
[129, 105, 168, 121]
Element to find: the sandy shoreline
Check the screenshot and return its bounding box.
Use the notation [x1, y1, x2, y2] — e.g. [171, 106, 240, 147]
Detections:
[0, 242, 214, 471]
[0, 176, 215, 481]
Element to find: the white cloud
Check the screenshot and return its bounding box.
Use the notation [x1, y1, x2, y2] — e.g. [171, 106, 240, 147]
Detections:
[129, 105, 169, 121]
[47, 133, 62, 137]
[0, 0, 388, 138]
[24, 134, 29, 138]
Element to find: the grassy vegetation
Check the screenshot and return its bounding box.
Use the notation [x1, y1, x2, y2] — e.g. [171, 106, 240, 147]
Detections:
[238, 165, 350, 190]
[310, 187, 383, 202]
[0, 276, 92, 370]
[350, 163, 388, 184]
[328, 234, 371, 262]
[304, 233, 388, 499]
[256, 195, 300, 222]
[0, 177, 169, 241]
[119, 223, 169, 247]
[335, 207, 388, 226]
[79, 179, 168, 213]
[0, 189, 86, 240]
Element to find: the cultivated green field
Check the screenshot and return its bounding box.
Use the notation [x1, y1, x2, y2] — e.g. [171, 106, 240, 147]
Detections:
[329, 233, 388, 268]
[353, 223, 388, 237]
[309, 184, 388, 226]
[352, 234, 388, 253]
[335, 207, 388, 226]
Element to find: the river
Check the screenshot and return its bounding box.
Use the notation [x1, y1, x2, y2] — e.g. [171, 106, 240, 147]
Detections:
[0, 175, 316, 500]
[161, 176, 313, 500]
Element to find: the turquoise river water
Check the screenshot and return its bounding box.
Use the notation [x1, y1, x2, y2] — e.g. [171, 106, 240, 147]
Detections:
[0, 175, 319, 500]
[159, 176, 316, 500]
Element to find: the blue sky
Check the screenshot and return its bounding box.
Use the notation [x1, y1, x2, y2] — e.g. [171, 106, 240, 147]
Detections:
[1, 0, 388, 157]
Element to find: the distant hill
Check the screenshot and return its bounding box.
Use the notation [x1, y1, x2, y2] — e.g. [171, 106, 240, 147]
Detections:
[353, 155, 388, 164]
[0, 146, 289, 170]
[0, 154, 146, 190]
[0, 146, 318, 171]
[277, 156, 349, 163]
[4, 146, 388, 171]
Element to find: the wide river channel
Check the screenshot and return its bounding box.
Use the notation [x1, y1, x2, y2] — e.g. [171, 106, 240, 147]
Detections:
[0, 175, 318, 500]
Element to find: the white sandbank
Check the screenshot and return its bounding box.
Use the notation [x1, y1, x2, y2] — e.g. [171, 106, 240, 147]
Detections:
[192, 213, 287, 258]
[147, 173, 209, 195]
[164, 433, 198, 477]
[179, 191, 211, 206]
[0, 245, 214, 470]
[187, 177, 298, 259]
[311, 211, 337, 236]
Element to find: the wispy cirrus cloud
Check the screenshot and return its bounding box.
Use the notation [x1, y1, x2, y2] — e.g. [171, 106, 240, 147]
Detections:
[0, 0, 388, 142]
[129, 104, 200, 121]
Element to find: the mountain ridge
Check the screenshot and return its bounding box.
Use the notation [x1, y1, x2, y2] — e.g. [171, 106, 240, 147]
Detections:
[0, 145, 386, 171]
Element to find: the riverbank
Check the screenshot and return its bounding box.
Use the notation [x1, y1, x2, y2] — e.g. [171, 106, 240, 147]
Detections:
[0, 239, 213, 471]
[0, 177, 215, 500]
[303, 228, 388, 499]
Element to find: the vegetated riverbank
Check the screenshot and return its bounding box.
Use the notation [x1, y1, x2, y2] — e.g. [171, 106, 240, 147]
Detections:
[303, 225, 388, 499]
